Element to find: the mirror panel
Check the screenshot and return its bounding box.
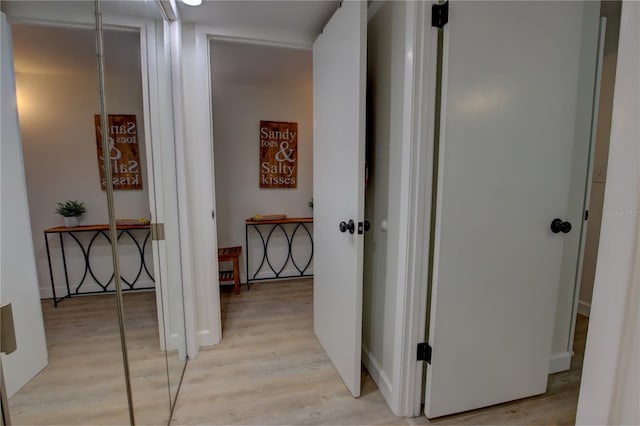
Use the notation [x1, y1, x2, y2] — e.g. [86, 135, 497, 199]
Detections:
[102, 24, 172, 424]
[141, 1, 189, 407]
[101, 0, 187, 419]
[2, 1, 187, 424]
[2, 2, 131, 423]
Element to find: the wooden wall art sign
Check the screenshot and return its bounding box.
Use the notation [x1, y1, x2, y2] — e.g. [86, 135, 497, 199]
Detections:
[259, 120, 298, 188]
[94, 114, 143, 190]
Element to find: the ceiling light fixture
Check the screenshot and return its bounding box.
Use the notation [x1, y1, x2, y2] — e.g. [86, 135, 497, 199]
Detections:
[181, 0, 202, 6]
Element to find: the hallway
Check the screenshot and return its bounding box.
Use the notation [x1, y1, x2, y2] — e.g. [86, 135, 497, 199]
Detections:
[172, 278, 587, 425]
[5, 278, 587, 424]
[172, 279, 404, 425]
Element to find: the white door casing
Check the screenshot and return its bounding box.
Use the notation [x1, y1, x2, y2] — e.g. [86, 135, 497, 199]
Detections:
[425, 1, 600, 418]
[313, 0, 366, 398]
[142, 18, 187, 356]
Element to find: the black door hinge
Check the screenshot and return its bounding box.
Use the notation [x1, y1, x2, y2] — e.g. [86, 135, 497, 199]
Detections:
[584, 210, 589, 221]
[417, 342, 432, 363]
[432, 2, 449, 28]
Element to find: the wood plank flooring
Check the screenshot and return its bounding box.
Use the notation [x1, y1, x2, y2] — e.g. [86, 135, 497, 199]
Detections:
[8, 279, 587, 425]
[8, 292, 180, 425]
[172, 279, 405, 426]
[411, 312, 588, 425]
[172, 278, 588, 425]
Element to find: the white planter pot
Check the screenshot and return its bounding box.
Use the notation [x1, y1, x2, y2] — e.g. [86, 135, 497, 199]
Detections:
[63, 216, 80, 228]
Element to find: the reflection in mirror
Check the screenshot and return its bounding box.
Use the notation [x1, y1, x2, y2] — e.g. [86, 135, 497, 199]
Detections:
[101, 25, 172, 425]
[139, 0, 189, 408]
[101, 0, 187, 420]
[2, 4, 131, 424]
[1, 0, 187, 424]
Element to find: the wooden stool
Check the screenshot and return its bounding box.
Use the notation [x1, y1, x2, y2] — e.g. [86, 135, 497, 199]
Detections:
[218, 246, 242, 294]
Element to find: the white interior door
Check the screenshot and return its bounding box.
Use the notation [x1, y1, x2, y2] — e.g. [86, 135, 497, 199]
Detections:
[313, 0, 366, 398]
[425, 1, 599, 418]
[1, 12, 48, 397]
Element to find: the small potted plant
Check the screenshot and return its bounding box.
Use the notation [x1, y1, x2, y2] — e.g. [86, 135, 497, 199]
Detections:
[56, 200, 86, 228]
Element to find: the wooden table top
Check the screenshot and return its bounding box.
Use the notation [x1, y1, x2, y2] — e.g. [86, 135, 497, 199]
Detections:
[44, 223, 151, 233]
[245, 217, 313, 225]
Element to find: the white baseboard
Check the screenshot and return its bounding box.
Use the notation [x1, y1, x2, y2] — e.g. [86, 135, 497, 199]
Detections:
[362, 346, 395, 411]
[578, 300, 591, 317]
[198, 329, 218, 347]
[549, 350, 573, 374]
[164, 333, 181, 352]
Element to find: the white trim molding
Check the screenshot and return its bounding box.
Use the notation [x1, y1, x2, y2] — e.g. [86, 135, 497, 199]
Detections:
[362, 347, 394, 403]
[396, 1, 438, 418]
[549, 351, 573, 374]
[179, 22, 222, 353]
[170, 19, 201, 359]
[186, 20, 322, 356]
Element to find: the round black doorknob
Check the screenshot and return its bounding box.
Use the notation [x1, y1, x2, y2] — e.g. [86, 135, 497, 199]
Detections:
[339, 220, 356, 234]
[550, 218, 572, 234]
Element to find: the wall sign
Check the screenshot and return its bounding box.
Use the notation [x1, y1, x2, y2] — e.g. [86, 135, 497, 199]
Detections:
[259, 120, 298, 188]
[94, 114, 142, 190]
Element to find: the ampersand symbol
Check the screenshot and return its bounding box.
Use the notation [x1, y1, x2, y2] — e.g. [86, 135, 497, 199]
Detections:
[107, 137, 122, 160]
[275, 141, 295, 162]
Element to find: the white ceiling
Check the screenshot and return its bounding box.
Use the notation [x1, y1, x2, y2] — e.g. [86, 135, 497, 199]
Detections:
[2, 0, 338, 46]
[6, 1, 336, 86]
[11, 24, 141, 77]
[178, 0, 339, 46]
[210, 40, 312, 86]
[1, 1, 164, 25]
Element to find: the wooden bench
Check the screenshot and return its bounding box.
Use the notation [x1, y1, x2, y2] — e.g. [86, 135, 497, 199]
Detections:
[218, 246, 242, 294]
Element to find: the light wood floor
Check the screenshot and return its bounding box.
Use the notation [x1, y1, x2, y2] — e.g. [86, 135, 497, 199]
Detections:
[8, 280, 587, 425]
[172, 278, 588, 425]
[8, 291, 181, 425]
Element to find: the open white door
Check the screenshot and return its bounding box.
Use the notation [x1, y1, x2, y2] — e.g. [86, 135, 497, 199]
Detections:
[313, 0, 366, 398]
[0, 12, 48, 397]
[425, 1, 599, 418]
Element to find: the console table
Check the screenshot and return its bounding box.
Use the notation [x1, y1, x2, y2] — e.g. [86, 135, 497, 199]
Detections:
[44, 224, 154, 306]
[245, 217, 313, 287]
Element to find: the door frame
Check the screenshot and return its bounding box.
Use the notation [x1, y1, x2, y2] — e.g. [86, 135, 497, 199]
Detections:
[402, 0, 604, 419]
[143, 16, 188, 355]
[181, 18, 330, 356]
[360, 0, 438, 417]
[173, 0, 602, 417]
[185, 2, 438, 416]
[372, 0, 438, 416]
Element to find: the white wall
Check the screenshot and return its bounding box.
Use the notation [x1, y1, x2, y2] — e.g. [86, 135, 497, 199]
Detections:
[176, 20, 320, 355]
[578, 0, 622, 317]
[210, 41, 314, 284]
[550, 1, 601, 372]
[0, 12, 48, 398]
[362, 0, 406, 411]
[12, 25, 152, 299]
[576, 1, 640, 423]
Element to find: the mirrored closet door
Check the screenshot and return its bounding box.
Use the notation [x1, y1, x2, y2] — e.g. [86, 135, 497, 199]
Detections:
[101, 0, 187, 422]
[1, 1, 186, 424]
